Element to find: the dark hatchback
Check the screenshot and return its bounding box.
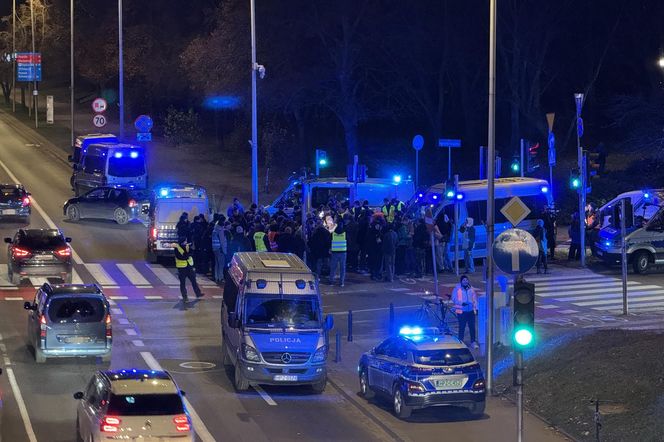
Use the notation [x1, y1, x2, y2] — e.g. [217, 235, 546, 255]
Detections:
[63, 187, 150, 225]
[0, 184, 31, 222]
[5, 229, 73, 285]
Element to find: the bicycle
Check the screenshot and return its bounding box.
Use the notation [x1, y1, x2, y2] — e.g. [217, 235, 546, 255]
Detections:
[414, 297, 455, 334]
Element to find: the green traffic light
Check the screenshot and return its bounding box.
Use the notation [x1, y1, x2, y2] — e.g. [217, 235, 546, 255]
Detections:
[511, 162, 520, 172]
[318, 158, 328, 166]
[571, 177, 580, 188]
[514, 328, 534, 346]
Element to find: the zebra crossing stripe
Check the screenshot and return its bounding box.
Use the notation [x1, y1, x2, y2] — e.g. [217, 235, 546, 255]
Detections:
[72, 269, 84, 284]
[147, 264, 180, 285]
[389, 288, 410, 292]
[536, 304, 559, 309]
[578, 294, 664, 307]
[5, 297, 24, 301]
[527, 274, 605, 282]
[537, 283, 651, 298]
[117, 264, 152, 287]
[84, 264, 118, 288]
[556, 287, 662, 302]
[144, 295, 163, 300]
[534, 278, 620, 288]
[29, 277, 49, 288]
[536, 281, 639, 294]
[598, 301, 664, 311]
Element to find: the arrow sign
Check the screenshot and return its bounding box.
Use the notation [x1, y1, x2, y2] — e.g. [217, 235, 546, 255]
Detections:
[492, 228, 539, 275]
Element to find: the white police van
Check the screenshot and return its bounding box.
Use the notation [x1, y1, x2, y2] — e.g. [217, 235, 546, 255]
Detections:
[596, 189, 663, 229]
[221, 252, 334, 393]
[408, 177, 553, 262]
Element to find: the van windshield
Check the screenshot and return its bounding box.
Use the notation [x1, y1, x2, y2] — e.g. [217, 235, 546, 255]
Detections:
[244, 294, 321, 329]
[108, 156, 145, 177]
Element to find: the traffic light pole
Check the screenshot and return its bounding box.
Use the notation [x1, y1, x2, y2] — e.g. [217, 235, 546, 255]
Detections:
[454, 174, 460, 276]
[576, 94, 586, 267]
[519, 139, 524, 178]
[621, 198, 628, 315]
[515, 349, 524, 442]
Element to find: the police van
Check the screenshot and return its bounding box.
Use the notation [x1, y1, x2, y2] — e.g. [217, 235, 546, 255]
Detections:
[594, 190, 664, 273]
[596, 189, 663, 229]
[266, 176, 415, 216]
[145, 184, 210, 262]
[70, 143, 147, 196]
[408, 177, 553, 262]
[221, 252, 334, 393]
[68, 133, 119, 165]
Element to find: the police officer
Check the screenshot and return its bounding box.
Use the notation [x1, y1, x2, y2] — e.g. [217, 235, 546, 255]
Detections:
[381, 198, 395, 223]
[253, 224, 269, 252]
[174, 236, 204, 303]
[452, 275, 479, 349]
[329, 216, 347, 287]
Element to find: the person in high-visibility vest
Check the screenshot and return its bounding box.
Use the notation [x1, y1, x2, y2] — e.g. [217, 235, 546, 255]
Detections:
[452, 275, 479, 349]
[174, 236, 204, 304]
[391, 198, 405, 216]
[381, 198, 395, 223]
[253, 224, 269, 252]
[329, 217, 347, 287]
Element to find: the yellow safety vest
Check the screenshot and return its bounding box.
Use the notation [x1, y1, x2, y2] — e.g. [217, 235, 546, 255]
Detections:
[174, 245, 194, 268]
[331, 232, 347, 252]
[253, 232, 268, 252]
[382, 205, 396, 223]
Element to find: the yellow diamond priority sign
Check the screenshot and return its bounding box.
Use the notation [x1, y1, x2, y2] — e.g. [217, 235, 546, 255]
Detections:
[500, 196, 531, 226]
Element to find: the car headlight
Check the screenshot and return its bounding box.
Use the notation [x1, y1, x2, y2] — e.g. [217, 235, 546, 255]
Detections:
[242, 344, 261, 362]
[312, 345, 327, 363]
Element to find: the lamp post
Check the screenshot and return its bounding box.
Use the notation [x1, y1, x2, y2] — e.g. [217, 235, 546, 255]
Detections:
[12, 0, 16, 113]
[118, 0, 125, 139]
[70, 0, 75, 147]
[250, 0, 259, 206]
[30, 0, 38, 128]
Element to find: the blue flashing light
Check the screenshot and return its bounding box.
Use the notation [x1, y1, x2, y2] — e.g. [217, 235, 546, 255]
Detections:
[130, 151, 139, 159]
[159, 188, 169, 197]
[541, 186, 549, 193]
[256, 279, 268, 289]
[644, 192, 651, 199]
[203, 95, 241, 110]
[399, 325, 423, 336]
[418, 193, 424, 198]
[432, 194, 439, 200]
[114, 152, 123, 158]
[393, 175, 402, 184]
[455, 193, 464, 200]
[295, 279, 306, 290]
[604, 241, 611, 247]
[445, 190, 455, 198]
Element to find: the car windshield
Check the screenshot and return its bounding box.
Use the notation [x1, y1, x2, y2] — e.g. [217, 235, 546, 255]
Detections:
[107, 156, 145, 177]
[18, 231, 66, 249]
[244, 294, 321, 329]
[107, 393, 184, 416]
[413, 349, 474, 366]
[0, 187, 22, 202]
[47, 297, 105, 323]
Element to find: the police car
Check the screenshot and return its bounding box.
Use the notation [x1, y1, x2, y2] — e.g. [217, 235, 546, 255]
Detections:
[358, 326, 486, 419]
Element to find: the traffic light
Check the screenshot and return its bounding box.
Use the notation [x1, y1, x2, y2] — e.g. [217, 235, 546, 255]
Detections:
[510, 158, 520, 174]
[569, 168, 581, 190]
[316, 149, 328, 167]
[527, 142, 540, 173]
[588, 151, 601, 179]
[513, 279, 535, 348]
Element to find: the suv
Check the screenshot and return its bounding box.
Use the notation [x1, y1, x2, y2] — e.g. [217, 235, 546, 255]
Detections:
[23, 283, 112, 363]
[358, 327, 486, 419]
[5, 229, 73, 285]
[64, 187, 150, 225]
[0, 184, 31, 223]
[74, 369, 192, 442]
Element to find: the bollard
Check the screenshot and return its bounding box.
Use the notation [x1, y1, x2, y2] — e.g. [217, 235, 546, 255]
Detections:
[347, 310, 353, 342]
[389, 303, 395, 334]
[334, 330, 342, 362]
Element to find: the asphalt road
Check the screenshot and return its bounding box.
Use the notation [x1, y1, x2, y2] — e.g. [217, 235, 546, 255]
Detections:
[0, 109, 577, 441]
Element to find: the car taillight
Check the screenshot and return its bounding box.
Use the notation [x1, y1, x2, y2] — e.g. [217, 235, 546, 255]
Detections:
[472, 379, 486, 391]
[40, 314, 47, 338]
[406, 381, 426, 394]
[151, 227, 157, 240]
[12, 246, 31, 258]
[101, 416, 121, 433]
[55, 247, 71, 258]
[128, 199, 137, 208]
[173, 414, 191, 432]
[105, 313, 112, 338]
[22, 196, 30, 207]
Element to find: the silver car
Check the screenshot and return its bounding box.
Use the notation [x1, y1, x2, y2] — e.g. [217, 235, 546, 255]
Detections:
[24, 283, 112, 363]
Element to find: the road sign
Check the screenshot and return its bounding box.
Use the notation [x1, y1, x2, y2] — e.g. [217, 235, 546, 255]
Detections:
[93, 114, 107, 128]
[136, 132, 152, 142]
[16, 52, 42, 82]
[548, 132, 556, 166]
[500, 196, 531, 226]
[412, 135, 424, 151]
[134, 115, 154, 133]
[492, 228, 538, 274]
[438, 138, 461, 148]
[546, 112, 555, 132]
[92, 98, 108, 113]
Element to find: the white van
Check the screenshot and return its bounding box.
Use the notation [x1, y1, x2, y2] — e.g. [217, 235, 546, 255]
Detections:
[408, 177, 553, 261]
[596, 190, 663, 229]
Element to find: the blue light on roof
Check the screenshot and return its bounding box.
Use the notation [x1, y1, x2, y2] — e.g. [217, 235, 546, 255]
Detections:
[418, 193, 424, 198]
[541, 186, 549, 193]
[256, 279, 268, 289]
[130, 151, 139, 158]
[455, 193, 464, 200]
[432, 194, 439, 200]
[399, 325, 423, 336]
[393, 175, 402, 184]
[159, 188, 169, 197]
[446, 190, 455, 198]
[605, 241, 611, 247]
[203, 95, 242, 110]
[114, 152, 123, 158]
[644, 192, 650, 199]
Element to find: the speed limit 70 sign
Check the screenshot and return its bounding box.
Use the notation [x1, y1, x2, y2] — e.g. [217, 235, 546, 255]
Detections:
[93, 114, 107, 128]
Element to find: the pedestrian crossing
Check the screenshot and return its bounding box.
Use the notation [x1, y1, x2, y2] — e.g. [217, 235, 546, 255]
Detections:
[527, 270, 664, 314]
[0, 261, 220, 290]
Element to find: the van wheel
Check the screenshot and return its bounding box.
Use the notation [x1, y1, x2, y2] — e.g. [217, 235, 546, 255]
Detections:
[359, 368, 374, 399]
[35, 346, 46, 364]
[311, 378, 327, 394]
[234, 363, 249, 391]
[633, 251, 650, 274]
[221, 339, 231, 367]
[392, 385, 412, 419]
[114, 208, 129, 225]
[67, 204, 81, 222]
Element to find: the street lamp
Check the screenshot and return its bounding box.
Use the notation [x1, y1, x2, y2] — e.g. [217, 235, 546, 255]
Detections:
[658, 57, 664, 68]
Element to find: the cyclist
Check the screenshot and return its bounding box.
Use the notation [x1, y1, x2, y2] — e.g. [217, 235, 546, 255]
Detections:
[452, 275, 479, 349]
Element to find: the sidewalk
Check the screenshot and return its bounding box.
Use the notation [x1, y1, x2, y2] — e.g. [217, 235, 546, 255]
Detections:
[326, 332, 571, 442]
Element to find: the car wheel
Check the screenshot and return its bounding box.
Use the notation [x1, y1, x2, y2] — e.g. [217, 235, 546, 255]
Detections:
[311, 378, 327, 394]
[468, 401, 486, 418]
[221, 339, 231, 367]
[35, 346, 46, 364]
[359, 368, 374, 399]
[233, 363, 249, 391]
[67, 204, 81, 222]
[633, 251, 650, 274]
[392, 385, 412, 419]
[114, 207, 129, 225]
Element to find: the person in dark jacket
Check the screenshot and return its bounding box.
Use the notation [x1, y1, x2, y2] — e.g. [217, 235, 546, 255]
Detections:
[176, 212, 192, 242]
[276, 226, 297, 254]
[191, 215, 209, 274]
[382, 224, 398, 282]
[344, 214, 359, 272]
[568, 212, 581, 260]
[357, 213, 370, 273]
[413, 219, 429, 277]
[367, 222, 384, 280]
[228, 225, 252, 257]
[308, 221, 331, 277]
[533, 219, 548, 274]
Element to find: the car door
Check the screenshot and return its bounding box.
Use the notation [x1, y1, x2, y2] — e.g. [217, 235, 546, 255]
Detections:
[100, 189, 124, 219]
[80, 375, 105, 440]
[78, 188, 108, 218]
[383, 339, 408, 392]
[26, 290, 42, 345]
[369, 338, 394, 392]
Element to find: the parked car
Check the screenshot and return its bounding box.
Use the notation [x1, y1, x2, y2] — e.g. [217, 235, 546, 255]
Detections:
[74, 369, 192, 441]
[5, 229, 73, 285]
[0, 184, 31, 223]
[23, 283, 112, 363]
[63, 187, 150, 225]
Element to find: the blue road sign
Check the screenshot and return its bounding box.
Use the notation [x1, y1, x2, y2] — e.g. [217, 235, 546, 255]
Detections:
[17, 64, 41, 82]
[492, 228, 538, 275]
[438, 138, 461, 148]
[412, 134, 424, 151]
[134, 115, 154, 133]
[136, 132, 152, 142]
[548, 132, 556, 166]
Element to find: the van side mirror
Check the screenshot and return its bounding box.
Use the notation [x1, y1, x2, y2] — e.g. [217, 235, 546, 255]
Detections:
[73, 391, 84, 400]
[325, 314, 334, 331]
[228, 312, 241, 329]
[4, 237, 12, 244]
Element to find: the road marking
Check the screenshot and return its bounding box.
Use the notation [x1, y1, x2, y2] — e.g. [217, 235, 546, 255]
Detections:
[144, 295, 163, 300]
[117, 263, 152, 287]
[5, 296, 24, 301]
[0, 334, 37, 442]
[0, 156, 84, 265]
[140, 351, 216, 442]
[575, 293, 664, 307]
[553, 288, 663, 302]
[253, 385, 277, 406]
[124, 328, 137, 336]
[84, 263, 118, 287]
[111, 308, 123, 315]
[538, 284, 658, 298]
[536, 304, 559, 309]
[212, 295, 223, 299]
[389, 288, 410, 292]
[72, 268, 84, 284]
[147, 264, 180, 285]
[132, 339, 145, 347]
[110, 295, 129, 300]
[558, 309, 579, 314]
[107, 298, 116, 306]
[118, 318, 130, 325]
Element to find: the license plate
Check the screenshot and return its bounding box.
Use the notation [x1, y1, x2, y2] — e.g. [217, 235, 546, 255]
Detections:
[2, 209, 16, 215]
[274, 375, 298, 381]
[434, 379, 464, 390]
[63, 336, 91, 344]
[596, 250, 603, 256]
[38, 254, 54, 261]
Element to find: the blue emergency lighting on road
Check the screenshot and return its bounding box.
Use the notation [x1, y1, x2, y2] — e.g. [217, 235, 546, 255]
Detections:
[159, 188, 169, 197]
[203, 95, 241, 110]
[130, 151, 139, 159]
[399, 326, 423, 336]
[432, 194, 439, 200]
[418, 193, 424, 198]
[393, 175, 402, 184]
[541, 186, 549, 193]
[114, 152, 123, 158]
[605, 241, 611, 247]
